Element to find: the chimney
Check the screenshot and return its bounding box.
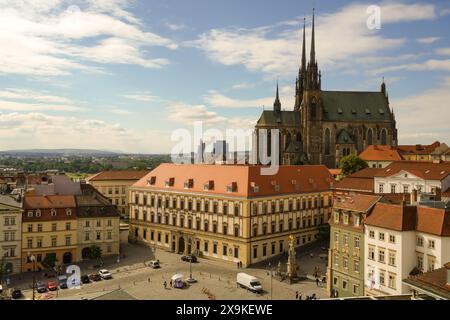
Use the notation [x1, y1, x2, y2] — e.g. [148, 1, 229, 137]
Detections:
[445, 262, 450, 287]
[435, 187, 442, 201]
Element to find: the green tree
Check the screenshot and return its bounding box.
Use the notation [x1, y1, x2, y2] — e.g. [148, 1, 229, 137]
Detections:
[41, 253, 57, 270]
[89, 245, 103, 264]
[339, 155, 368, 176]
[317, 224, 330, 241]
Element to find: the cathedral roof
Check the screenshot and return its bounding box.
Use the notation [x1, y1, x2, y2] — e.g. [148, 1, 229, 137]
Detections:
[321, 91, 391, 122]
[256, 110, 301, 127]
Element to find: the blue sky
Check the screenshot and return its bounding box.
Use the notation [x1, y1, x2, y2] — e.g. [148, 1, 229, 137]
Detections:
[0, 0, 449, 153]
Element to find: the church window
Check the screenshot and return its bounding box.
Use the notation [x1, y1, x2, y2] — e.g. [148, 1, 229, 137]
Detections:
[285, 132, 292, 151]
[324, 128, 331, 155]
[367, 129, 373, 145]
[310, 97, 317, 119]
[381, 129, 387, 145]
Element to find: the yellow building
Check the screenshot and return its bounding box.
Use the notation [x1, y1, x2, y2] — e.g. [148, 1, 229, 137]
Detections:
[76, 184, 121, 261]
[129, 164, 334, 267]
[22, 195, 77, 272]
[0, 195, 22, 275]
[86, 170, 150, 219]
[397, 141, 443, 161]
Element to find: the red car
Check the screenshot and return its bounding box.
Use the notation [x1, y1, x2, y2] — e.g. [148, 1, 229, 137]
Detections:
[47, 281, 58, 291]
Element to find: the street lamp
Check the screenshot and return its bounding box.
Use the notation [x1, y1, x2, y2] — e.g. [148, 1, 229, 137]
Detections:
[28, 252, 36, 301]
[266, 262, 273, 300]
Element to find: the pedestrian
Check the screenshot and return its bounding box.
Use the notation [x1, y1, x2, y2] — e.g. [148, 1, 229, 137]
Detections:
[237, 261, 240, 269]
[240, 261, 243, 268]
[316, 278, 319, 287]
[295, 291, 299, 299]
[299, 293, 302, 300]
[170, 280, 173, 288]
[163, 281, 167, 289]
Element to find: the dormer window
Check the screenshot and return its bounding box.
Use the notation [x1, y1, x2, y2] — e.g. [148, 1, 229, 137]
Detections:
[165, 177, 175, 187]
[365, 108, 371, 114]
[148, 176, 156, 185]
[184, 179, 194, 189]
[351, 109, 357, 114]
[337, 108, 343, 114]
[66, 209, 72, 216]
[36, 209, 41, 217]
[28, 211, 33, 217]
[379, 108, 385, 115]
[334, 211, 339, 223]
[251, 182, 259, 193]
[50, 209, 56, 217]
[203, 180, 214, 191]
[354, 214, 360, 227]
[227, 182, 237, 193]
[343, 213, 349, 225]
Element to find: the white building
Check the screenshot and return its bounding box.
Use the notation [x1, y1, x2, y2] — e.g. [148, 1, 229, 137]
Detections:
[373, 161, 450, 195]
[364, 201, 450, 296]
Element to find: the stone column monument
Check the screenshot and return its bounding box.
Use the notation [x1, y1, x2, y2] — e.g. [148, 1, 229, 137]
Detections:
[286, 235, 297, 279]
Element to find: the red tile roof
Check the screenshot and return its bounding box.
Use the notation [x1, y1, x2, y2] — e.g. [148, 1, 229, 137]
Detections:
[365, 202, 450, 236]
[334, 194, 381, 212]
[88, 170, 151, 181]
[132, 164, 334, 197]
[333, 168, 383, 193]
[24, 195, 76, 209]
[377, 161, 450, 180]
[359, 145, 403, 161]
[364, 202, 417, 231]
[397, 141, 441, 155]
[404, 266, 450, 299]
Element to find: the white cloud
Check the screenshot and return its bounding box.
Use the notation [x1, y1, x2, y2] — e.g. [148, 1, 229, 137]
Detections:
[0, 111, 169, 153]
[373, 59, 450, 74]
[0, 0, 177, 76]
[232, 82, 255, 90]
[416, 37, 440, 44]
[440, 8, 450, 16]
[436, 48, 450, 56]
[393, 77, 450, 144]
[122, 92, 158, 102]
[0, 88, 73, 104]
[204, 90, 295, 110]
[165, 22, 187, 31]
[190, 2, 436, 77]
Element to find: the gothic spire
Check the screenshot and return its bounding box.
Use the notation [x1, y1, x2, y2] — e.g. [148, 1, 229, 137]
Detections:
[274, 81, 281, 112]
[301, 17, 307, 74]
[310, 8, 316, 64]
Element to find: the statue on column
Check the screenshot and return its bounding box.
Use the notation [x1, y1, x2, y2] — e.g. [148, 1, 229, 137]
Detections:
[286, 235, 298, 279]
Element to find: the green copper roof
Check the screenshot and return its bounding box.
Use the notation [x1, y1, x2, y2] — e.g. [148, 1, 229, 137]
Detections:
[256, 110, 301, 127]
[321, 91, 391, 122]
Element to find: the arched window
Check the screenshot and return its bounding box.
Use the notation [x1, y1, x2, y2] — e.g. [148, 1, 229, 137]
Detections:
[296, 132, 302, 143]
[267, 130, 272, 157]
[367, 128, 373, 145]
[285, 132, 291, 151]
[381, 129, 387, 145]
[310, 97, 317, 119]
[324, 128, 331, 155]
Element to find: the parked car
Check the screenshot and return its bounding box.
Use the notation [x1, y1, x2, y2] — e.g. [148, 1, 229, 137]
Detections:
[181, 255, 197, 263]
[149, 260, 160, 269]
[47, 281, 58, 291]
[58, 275, 68, 289]
[98, 269, 112, 280]
[89, 273, 102, 282]
[81, 275, 90, 284]
[36, 281, 47, 293]
[10, 288, 22, 299]
[236, 273, 263, 293]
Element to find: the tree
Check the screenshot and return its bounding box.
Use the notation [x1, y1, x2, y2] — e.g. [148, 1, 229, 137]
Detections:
[317, 224, 330, 242]
[89, 245, 103, 264]
[41, 253, 57, 270]
[339, 155, 368, 176]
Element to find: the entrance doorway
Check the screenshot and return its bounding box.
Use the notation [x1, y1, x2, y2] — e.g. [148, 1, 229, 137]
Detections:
[63, 252, 73, 264]
[178, 237, 185, 254]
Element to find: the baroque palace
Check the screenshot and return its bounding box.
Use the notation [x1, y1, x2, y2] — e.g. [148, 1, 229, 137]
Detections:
[255, 11, 398, 168]
[129, 164, 333, 266]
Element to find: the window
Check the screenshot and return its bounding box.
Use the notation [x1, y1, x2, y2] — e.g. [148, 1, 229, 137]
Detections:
[51, 237, 57, 247]
[96, 231, 101, 240]
[85, 232, 90, 241]
[417, 255, 424, 271]
[342, 280, 348, 290]
[223, 203, 228, 215]
[65, 236, 71, 246]
[85, 220, 90, 228]
[343, 234, 349, 246]
[390, 184, 396, 193]
[213, 243, 217, 254]
[428, 256, 436, 272]
[37, 210, 42, 217]
[234, 205, 240, 216]
[389, 235, 395, 243]
[388, 274, 396, 289]
[379, 232, 385, 241]
[343, 214, 349, 225]
[65, 222, 71, 231]
[353, 285, 359, 295]
[204, 221, 209, 232]
[222, 245, 228, 257]
[428, 240, 435, 249]
[354, 237, 360, 248]
[354, 261, 360, 273]
[204, 241, 209, 253]
[343, 257, 348, 269]
[66, 209, 72, 216]
[279, 241, 284, 253]
[253, 246, 258, 259]
[37, 224, 43, 233]
[253, 225, 258, 237]
[388, 251, 396, 266]
[27, 239, 33, 249]
[96, 220, 101, 227]
[107, 245, 112, 253]
[354, 214, 360, 227]
[107, 231, 112, 240]
[37, 238, 42, 248]
[333, 253, 339, 266]
[262, 245, 267, 257]
[212, 223, 217, 233]
[379, 271, 385, 286]
[223, 225, 228, 235]
[403, 185, 409, 194]
[51, 223, 57, 232]
[271, 242, 276, 255]
[379, 184, 384, 193]
[368, 246, 375, 260]
[279, 221, 284, 232]
[234, 247, 239, 259]
[28, 211, 33, 218]
[50, 209, 55, 217]
[378, 249, 385, 263]
[107, 220, 112, 227]
[369, 230, 375, 239]
[417, 236, 424, 247]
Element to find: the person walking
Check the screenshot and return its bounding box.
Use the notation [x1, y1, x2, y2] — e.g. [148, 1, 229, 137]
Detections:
[170, 280, 173, 288]
[295, 291, 299, 299]
[299, 293, 302, 300]
[163, 281, 167, 289]
[237, 261, 240, 269]
[316, 278, 320, 287]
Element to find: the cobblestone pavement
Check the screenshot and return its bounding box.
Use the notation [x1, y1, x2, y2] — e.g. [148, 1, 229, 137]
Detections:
[7, 241, 329, 300]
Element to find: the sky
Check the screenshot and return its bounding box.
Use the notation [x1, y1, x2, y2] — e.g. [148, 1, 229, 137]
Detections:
[0, 0, 449, 154]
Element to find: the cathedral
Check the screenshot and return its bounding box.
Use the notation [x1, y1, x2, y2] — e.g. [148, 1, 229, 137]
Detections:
[255, 12, 398, 168]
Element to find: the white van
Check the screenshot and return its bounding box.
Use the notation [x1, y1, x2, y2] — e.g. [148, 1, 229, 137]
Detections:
[237, 273, 263, 293]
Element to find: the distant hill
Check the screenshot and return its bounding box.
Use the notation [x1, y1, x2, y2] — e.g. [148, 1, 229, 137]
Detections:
[0, 149, 122, 157]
